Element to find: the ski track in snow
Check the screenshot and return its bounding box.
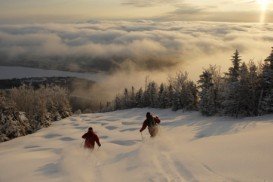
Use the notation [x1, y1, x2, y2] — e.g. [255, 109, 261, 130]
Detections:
[1, 108, 273, 182]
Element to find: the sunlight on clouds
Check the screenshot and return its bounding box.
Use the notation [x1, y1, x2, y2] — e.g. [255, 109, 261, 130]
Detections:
[256, 0, 271, 23]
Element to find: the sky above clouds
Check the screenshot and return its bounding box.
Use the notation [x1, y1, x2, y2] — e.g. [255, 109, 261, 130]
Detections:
[0, 0, 273, 23]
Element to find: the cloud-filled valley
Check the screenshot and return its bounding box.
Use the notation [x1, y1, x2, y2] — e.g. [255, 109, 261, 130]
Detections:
[0, 20, 273, 99]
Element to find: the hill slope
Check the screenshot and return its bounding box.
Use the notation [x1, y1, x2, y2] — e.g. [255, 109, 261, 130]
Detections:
[1, 108, 273, 182]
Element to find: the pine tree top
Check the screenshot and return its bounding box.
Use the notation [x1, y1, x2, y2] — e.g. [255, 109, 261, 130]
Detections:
[227, 49, 242, 82]
[264, 47, 273, 69]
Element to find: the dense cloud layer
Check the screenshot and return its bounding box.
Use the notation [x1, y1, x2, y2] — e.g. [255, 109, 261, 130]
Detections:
[0, 21, 273, 101]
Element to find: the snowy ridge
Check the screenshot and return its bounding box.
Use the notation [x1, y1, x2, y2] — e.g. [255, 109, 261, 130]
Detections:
[0, 108, 273, 182]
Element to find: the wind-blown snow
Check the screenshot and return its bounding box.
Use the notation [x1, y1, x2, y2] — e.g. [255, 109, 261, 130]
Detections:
[0, 108, 273, 181]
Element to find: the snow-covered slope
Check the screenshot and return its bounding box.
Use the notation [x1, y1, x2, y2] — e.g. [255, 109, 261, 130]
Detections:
[1, 108, 273, 182]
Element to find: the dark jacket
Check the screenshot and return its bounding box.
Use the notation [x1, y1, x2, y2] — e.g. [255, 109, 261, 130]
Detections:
[82, 131, 101, 149]
[140, 116, 161, 132]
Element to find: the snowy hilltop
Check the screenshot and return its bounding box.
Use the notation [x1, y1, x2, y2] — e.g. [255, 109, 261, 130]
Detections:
[0, 108, 273, 182]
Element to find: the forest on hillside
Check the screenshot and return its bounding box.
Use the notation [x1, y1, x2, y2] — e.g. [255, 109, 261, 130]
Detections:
[103, 48, 273, 118]
[0, 85, 72, 142]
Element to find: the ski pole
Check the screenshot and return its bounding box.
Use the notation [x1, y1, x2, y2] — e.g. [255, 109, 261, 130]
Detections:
[141, 132, 144, 142]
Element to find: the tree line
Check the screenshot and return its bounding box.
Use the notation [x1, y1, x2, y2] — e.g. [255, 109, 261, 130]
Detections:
[103, 47, 273, 118]
[0, 85, 71, 142]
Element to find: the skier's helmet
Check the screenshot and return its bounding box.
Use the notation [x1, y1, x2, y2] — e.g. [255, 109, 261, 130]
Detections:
[146, 112, 151, 118]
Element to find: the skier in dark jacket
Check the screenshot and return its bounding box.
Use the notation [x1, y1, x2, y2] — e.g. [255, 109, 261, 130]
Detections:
[140, 112, 161, 137]
[82, 127, 101, 150]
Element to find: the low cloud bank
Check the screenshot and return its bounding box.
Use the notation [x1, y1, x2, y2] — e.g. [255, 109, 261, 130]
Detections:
[0, 21, 272, 100]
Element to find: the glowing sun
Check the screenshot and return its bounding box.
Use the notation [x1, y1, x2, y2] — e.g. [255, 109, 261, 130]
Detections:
[257, 0, 270, 10]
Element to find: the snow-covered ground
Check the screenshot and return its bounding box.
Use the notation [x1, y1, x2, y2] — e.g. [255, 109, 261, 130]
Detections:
[1, 108, 273, 182]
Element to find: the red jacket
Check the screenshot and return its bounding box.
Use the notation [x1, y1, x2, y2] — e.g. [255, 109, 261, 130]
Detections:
[140, 116, 160, 132]
[82, 131, 101, 149]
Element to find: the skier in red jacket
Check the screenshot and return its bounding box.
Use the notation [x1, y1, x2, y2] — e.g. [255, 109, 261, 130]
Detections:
[140, 112, 161, 137]
[82, 127, 101, 150]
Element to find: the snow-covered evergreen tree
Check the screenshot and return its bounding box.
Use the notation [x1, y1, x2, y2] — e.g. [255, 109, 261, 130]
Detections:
[198, 69, 217, 116]
[135, 87, 144, 107]
[0, 91, 31, 142]
[129, 86, 136, 108]
[222, 50, 242, 117]
[169, 72, 186, 111]
[158, 83, 167, 108]
[198, 65, 224, 116]
[167, 84, 175, 108]
[9, 85, 71, 130]
[162, 86, 169, 108]
[236, 62, 252, 116]
[123, 88, 130, 109]
[146, 81, 158, 108]
[170, 72, 198, 111]
[182, 81, 198, 110]
[247, 61, 260, 116]
[228, 49, 241, 82]
[260, 48, 273, 113]
[172, 91, 180, 111]
[114, 95, 122, 110]
[235, 62, 261, 116]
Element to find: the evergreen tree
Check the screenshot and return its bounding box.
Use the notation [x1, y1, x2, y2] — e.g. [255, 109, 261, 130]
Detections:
[146, 81, 158, 108]
[228, 49, 241, 82]
[184, 81, 198, 110]
[129, 86, 136, 108]
[2, 85, 71, 142]
[260, 47, 273, 113]
[123, 88, 129, 109]
[170, 72, 186, 110]
[114, 95, 122, 110]
[198, 69, 217, 116]
[167, 84, 174, 108]
[36, 88, 48, 127]
[168, 72, 198, 111]
[172, 91, 180, 111]
[223, 50, 242, 117]
[236, 62, 251, 116]
[162, 86, 169, 108]
[135, 87, 144, 107]
[158, 83, 167, 108]
[142, 86, 150, 107]
[248, 61, 260, 116]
